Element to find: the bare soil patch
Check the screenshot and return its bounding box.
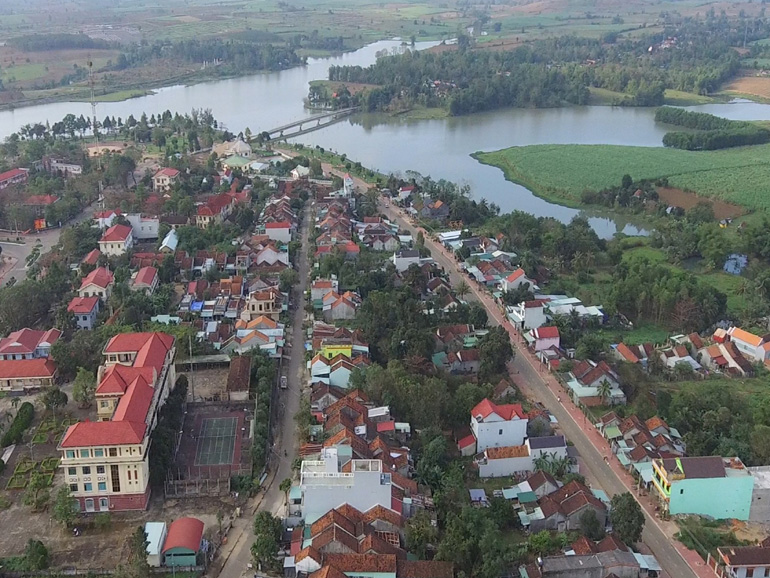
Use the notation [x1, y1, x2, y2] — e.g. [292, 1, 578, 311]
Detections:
[179, 367, 229, 401]
[657, 186, 745, 219]
[726, 74, 770, 99]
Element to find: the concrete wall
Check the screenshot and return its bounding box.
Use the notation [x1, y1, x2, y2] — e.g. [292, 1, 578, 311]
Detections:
[478, 455, 533, 478]
[670, 475, 753, 520]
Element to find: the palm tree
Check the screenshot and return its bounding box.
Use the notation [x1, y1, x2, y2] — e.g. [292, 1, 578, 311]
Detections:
[456, 279, 470, 300]
[597, 379, 613, 405]
[279, 478, 293, 506]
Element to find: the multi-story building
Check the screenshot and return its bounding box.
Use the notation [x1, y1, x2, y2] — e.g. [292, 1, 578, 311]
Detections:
[152, 168, 180, 192]
[79, 267, 115, 301]
[470, 398, 529, 453]
[651, 456, 753, 520]
[58, 332, 176, 512]
[298, 448, 395, 523]
[98, 224, 134, 256]
[0, 328, 61, 360]
[0, 168, 29, 190]
[241, 287, 283, 322]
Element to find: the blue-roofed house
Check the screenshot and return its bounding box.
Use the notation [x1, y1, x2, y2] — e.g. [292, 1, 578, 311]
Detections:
[724, 253, 748, 275]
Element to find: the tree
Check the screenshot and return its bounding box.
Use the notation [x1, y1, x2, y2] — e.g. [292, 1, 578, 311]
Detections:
[597, 379, 613, 404]
[610, 492, 644, 545]
[455, 279, 470, 300]
[279, 268, 299, 292]
[579, 508, 605, 541]
[23, 471, 50, 511]
[41, 387, 68, 419]
[72, 368, 97, 408]
[52, 485, 77, 527]
[279, 478, 292, 504]
[478, 326, 514, 380]
[405, 510, 438, 559]
[252, 511, 281, 571]
[22, 539, 49, 570]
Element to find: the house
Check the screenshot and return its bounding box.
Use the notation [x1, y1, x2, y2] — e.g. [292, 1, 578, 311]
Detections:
[651, 456, 753, 520]
[528, 326, 560, 352]
[391, 249, 421, 273]
[312, 278, 339, 306]
[507, 300, 548, 331]
[566, 360, 626, 407]
[295, 448, 398, 522]
[144, 522, 167, 567]
[532, 550, 639, 578]
[0, 328, 61, 360]
[501, 268, 536, 293]
[265, 221, 292, 243]
[68, 296, 100, 330]
[196, 193, 235, 229]
[444, 349, 481, 375]
[44, 157, 83, 178]
[526, 471, 561, 499]
[530, 480, 607, 533]
[471, 398, 529, 451]
[160, 215, 188, 230]
[59, 332, 176, 512]
[79, 267, 115, 300]
[726, 327, 770, 364]
[475, 436, 568, 478]
[420, 199, 450, 222]
[99, 224, 134, 256]
[24, 195, 59, 217]
[153, 168, 180, 192]
[717, 543, 770, 578]
[130, 267, 159, 295]
[124, 214, 160, 241]
[0, 168, 29, 190]
[323, 291, 361, 323]
[241, 287, 283, 322]
[81, 249, 102, 270]
[0, 358, 58, 393]
[93, 209, 121, 230]
[291, 165, 311, 180]
[159, 229, 179, 254]
[614, 343, 640, 364]
[163, 517, 204, 567]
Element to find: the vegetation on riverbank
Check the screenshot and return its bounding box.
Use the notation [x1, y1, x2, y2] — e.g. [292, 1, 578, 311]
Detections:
[473, 143, 770, 212]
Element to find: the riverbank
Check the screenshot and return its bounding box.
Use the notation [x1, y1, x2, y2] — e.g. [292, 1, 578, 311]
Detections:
[473, 143, 770, 213]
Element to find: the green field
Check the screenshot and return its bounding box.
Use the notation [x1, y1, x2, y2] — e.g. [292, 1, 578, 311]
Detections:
[474, 143, 770, 211]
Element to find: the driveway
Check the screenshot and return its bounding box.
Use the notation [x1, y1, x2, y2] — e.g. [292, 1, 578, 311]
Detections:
[217, 202, 312, 578]
[376, 200, 709, 578]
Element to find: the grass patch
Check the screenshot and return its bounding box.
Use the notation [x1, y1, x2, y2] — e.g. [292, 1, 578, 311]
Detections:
[83, 89, 153, 102]
[473, 143, 770, 212]
[6, 475, 27, 490]
[663, 89, 718, 106]
[13, 459, 35, 475]
[676, 517, 749, 561]
[587, 87, 634, 106]
[393, 106, 450, 120]
[31, 432, 48, 445]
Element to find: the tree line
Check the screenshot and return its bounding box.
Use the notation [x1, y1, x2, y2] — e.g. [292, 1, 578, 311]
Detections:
[8, 33, 113, 52]
[656, 107, 770, 150]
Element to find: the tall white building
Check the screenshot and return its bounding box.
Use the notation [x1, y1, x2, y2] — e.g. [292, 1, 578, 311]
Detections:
[471, 398, 529, 452]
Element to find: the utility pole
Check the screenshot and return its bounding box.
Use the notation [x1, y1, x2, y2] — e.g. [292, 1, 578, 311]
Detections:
[88, 60, 102, 172]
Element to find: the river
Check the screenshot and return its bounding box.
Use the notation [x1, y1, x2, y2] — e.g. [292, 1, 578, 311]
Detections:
[2, 41, 770, 237]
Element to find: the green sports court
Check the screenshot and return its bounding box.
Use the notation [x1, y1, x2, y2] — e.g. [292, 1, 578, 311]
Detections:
[194, 417, 238, 466]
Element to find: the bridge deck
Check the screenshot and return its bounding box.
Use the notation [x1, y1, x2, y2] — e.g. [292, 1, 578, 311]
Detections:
[267, 107, 359, 134]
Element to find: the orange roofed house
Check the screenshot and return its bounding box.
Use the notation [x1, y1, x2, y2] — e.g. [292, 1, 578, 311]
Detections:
[0, 328, 61, 393]
[153, 168, 180, 192]
[58, 332, 176, 512]
[98, 224, 134, 257]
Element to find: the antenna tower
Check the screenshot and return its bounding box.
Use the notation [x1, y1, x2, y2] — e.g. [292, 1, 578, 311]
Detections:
[88, 60, 102, 171]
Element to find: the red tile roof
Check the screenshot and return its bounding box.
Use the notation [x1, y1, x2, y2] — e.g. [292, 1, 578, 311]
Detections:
[60, 420, 146, 447]
[506, 269, 526, 282]
[616, 343, 639, 363]
[133, 266, 158, 288]
[0, 358, 57, 379]
[265, 221, 291, 229]
[80, 266, 114, 290]
[154, 168, 180, 178]
[0, 168, 28, 182]
[104, 331, 173, 355]
[100, 224, 132, 243]
[112, 376, 153, 422]
[471, 398, 527, 421]
[162, 517, 204, 553]
[0, 328, 61, 356]
[25, 194, 58, 206]
[82, 249, 101, 266]
[68, 296, 99, 314]
[533, 326, 559, 340]
[96, 364, 155, 395]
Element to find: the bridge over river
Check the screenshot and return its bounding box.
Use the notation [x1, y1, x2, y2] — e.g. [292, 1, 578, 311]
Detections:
[260, 107, 359, 140]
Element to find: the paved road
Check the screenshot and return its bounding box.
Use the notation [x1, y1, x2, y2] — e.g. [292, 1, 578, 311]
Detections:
[218, 202, 312, 578]
[375, 199, 702, 578]
[0, 202, 99, 287]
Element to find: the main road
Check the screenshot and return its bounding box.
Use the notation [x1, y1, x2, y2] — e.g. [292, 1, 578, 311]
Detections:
[217, 201, 312, 578]
[371, 196, 706, 578]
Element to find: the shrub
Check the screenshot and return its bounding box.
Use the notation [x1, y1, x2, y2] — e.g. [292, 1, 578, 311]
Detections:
[1, 402, 35, 447]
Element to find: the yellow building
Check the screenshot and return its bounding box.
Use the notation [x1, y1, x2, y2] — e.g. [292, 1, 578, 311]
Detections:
[59, 332, 176, 512]
[321, 343, 353, 360]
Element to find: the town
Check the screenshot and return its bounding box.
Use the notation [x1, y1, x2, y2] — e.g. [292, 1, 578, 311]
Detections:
[1, 101, 770, 578]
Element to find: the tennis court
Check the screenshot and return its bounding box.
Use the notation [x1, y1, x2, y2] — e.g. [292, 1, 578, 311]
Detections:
[195, 417, 238, 466]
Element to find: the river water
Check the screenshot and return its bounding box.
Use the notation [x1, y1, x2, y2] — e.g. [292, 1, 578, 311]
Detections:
[2, 41, 770, 237]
